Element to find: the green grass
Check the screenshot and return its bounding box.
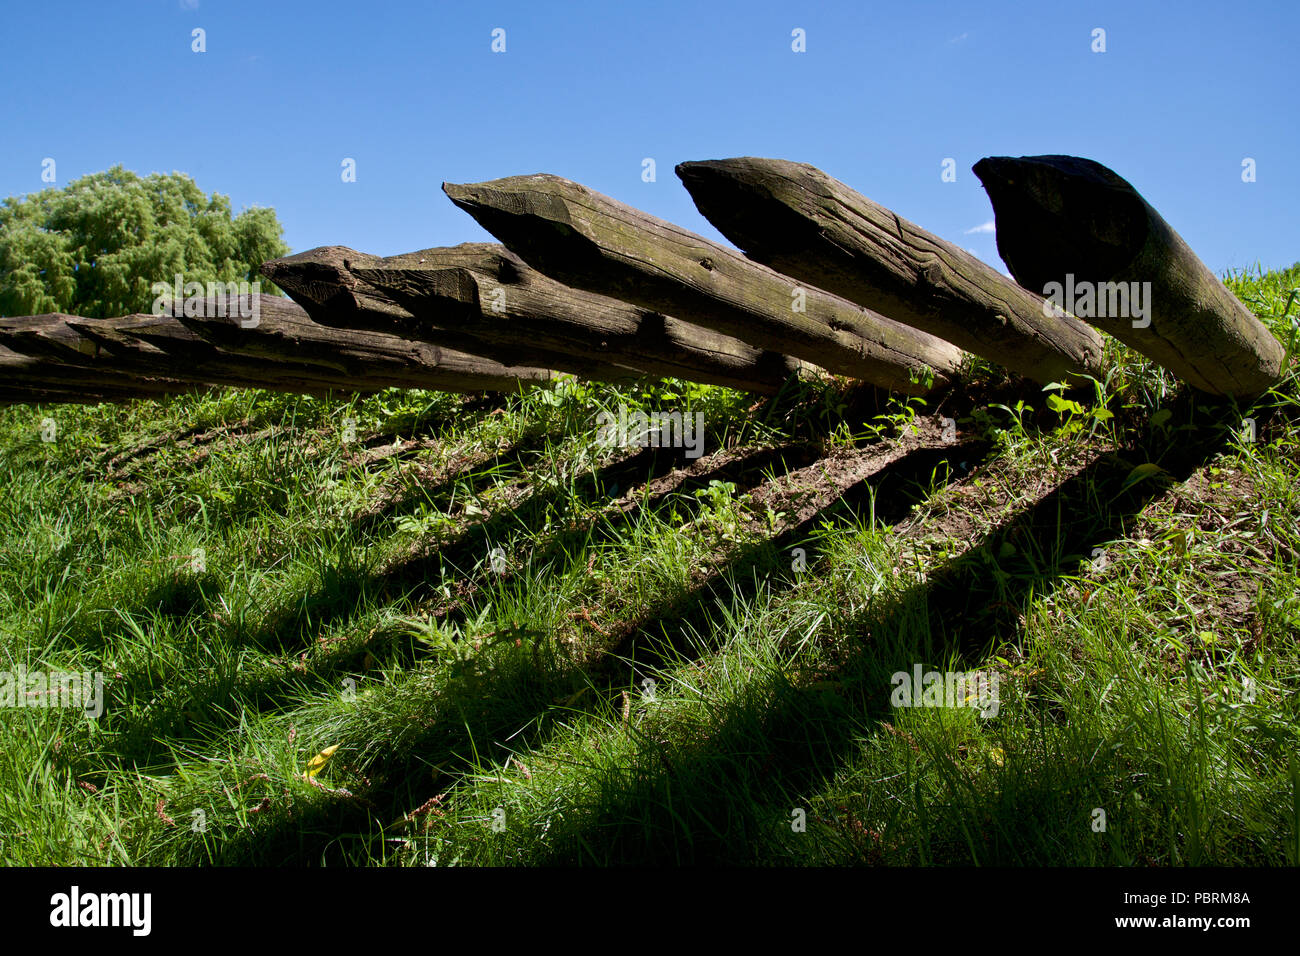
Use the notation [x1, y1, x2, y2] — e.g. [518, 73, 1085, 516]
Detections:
[2, 263, 1298, 865]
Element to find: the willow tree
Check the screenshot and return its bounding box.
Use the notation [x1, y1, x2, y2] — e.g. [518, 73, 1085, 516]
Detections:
[0, 165, 288, 318]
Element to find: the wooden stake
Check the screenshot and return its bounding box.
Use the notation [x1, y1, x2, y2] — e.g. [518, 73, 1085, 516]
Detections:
[675, 156, 1106, 384]
[973, 154, 1284, 397]
[441, 174, 963, 394]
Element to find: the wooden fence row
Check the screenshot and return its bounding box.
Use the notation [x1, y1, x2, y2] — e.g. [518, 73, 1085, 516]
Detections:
[1, 156, 1283, 406]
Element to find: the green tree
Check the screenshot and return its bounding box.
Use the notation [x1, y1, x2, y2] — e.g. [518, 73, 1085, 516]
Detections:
[0, 165, 288, 318]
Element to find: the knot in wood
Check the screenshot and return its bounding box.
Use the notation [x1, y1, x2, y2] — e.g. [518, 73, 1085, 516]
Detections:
[918, 261, 942, 288]
[699, 257, 715, 271]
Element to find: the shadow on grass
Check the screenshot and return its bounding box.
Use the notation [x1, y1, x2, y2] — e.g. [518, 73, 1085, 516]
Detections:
[142, 437, 989, 863]
[77, 440, 825, 781]
[100, 392, 1265, 863]
[514, 395, 1253, 864]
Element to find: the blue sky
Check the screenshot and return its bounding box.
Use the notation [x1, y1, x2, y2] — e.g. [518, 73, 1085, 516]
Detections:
[2, 0, 1296, 276]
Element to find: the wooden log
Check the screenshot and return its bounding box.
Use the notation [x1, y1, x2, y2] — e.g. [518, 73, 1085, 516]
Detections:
[260, 246, 420, 337]
[441, 174, 964, 394]
[67, 315, 413, 397]
[674, 157, 1106, 384]
[346, 242, 813, 394]
[0, 295, 555, 400]
[0, 333, 201, 402]
[164, 293, 553, 392]
[261, 247, 650, 383]
[0, 386, 127, 406]
[972, 154, 1284, 398]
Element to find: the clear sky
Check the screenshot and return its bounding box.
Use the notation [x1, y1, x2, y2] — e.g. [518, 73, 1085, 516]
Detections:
[2, 0, 1296, 276]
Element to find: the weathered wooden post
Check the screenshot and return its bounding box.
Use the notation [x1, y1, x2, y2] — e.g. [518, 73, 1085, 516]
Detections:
[972, 154, 1284, 398]
[675, 156, 1106, 384]
[441, 174, 964, 394]
[347, 243, 812, 394]
[263, 246, 651, 384]
[0, 342, 193, 404]
[0, 295, 554, 399]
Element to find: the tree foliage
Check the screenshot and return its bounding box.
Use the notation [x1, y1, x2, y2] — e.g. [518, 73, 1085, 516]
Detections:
[0, 165, 288, 317]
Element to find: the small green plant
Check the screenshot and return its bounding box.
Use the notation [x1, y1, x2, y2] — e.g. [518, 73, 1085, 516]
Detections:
[692, 479, 744, 540]
[395, 505, 457, 537]
[1043, 382, 1085, 437]
[1040, 379, 1117, 443]
[375, 389, 459, 434]
[397, 604, 525, 685]
[907, 364, 937, 393]
[694, 479, 737, 511]
[762, 504, 788, 534]
[988, 397, 1033, 441]
[866, 393, 928, 441]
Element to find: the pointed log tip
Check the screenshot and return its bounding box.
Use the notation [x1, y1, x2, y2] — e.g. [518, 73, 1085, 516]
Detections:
[971, 156, 1007, 183]
[259, 257, 286, 283]
[265, 246, 360, 270]
[443, 179, 517, 203]
[674, 160, 708, 181]
[259, 246, 374, 307]
[676, 157, 762, 182]
[674, 161, 740, 196]
[445, 174, 579, 200]
[972, 156, 1037, 195]
[974, 155, 1132, 194]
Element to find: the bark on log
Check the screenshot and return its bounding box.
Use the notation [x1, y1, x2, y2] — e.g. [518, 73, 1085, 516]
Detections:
[165, 293, 552, 391]
[0, 295, 554, 401]
[0, 387, 127, 405]
[441, 174, 964, 394]
[972, 154, 1284, 398]
[674, 156, 1106, 384]
[346, 242, 813, 394]
[262, 246, 649, 383]
[0, 334, 201, 403]
[260, 246, 427, 337]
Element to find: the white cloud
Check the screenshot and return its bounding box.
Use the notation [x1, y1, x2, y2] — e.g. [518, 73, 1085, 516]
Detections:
[179, 0, 200, 10]
[948, 32, 968, 44]
[964, 220, 995, 235]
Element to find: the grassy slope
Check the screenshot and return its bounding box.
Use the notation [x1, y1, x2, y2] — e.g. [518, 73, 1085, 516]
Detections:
[1, 264, 1298, 866]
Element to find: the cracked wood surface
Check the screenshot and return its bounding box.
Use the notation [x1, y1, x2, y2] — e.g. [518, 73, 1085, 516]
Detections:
[675, 156, 1106, 385]
[262, 245, 651, 384]
[441, 173, 964, 394]
[0, 294, 553, 403]
[345, 242, 814, 395]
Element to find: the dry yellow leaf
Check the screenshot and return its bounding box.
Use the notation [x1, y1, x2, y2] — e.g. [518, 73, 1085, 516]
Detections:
[304, 744, 340, 779]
